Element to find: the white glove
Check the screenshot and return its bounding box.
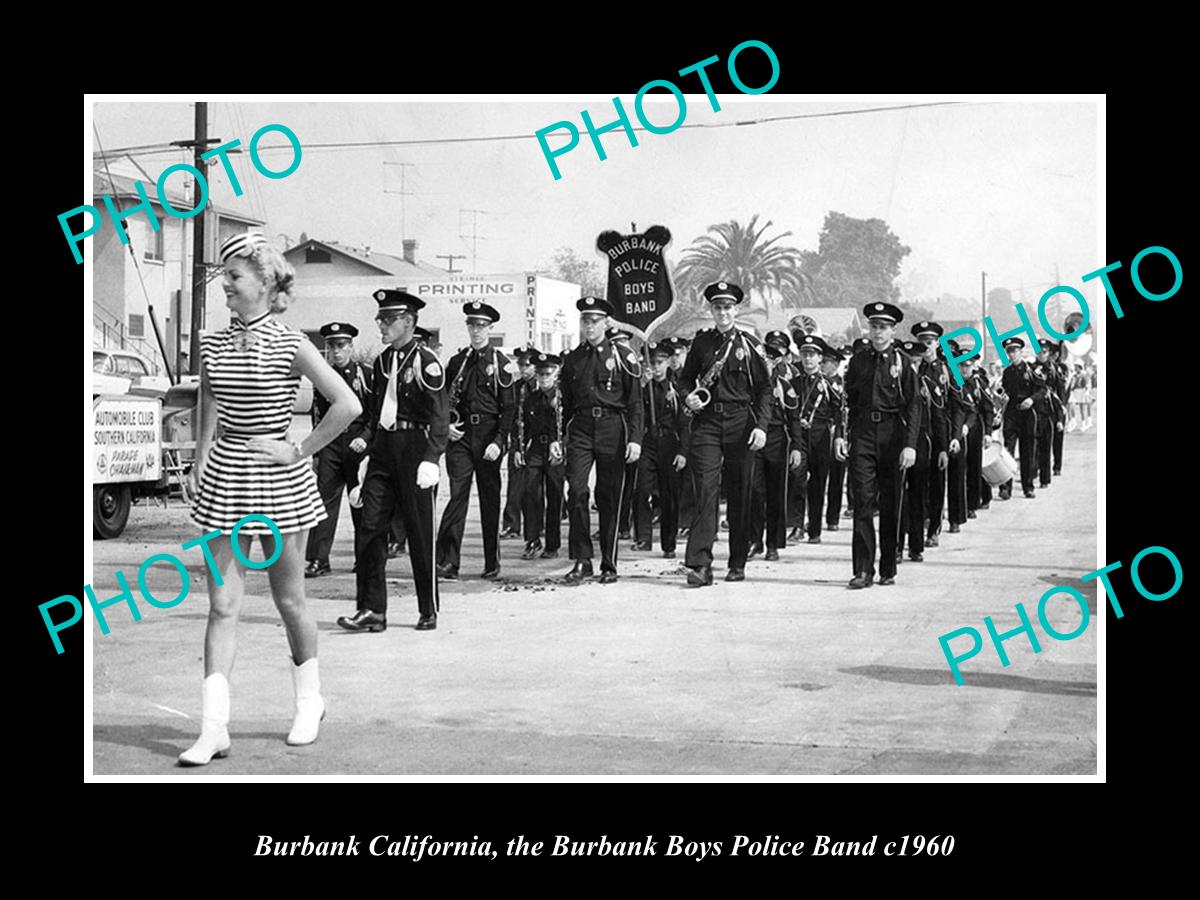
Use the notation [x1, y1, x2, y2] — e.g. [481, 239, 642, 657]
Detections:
[348, 486, 363, 508]
[416, 461, 439, 489]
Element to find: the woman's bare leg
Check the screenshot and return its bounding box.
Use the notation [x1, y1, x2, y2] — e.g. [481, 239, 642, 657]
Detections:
[264, 530, 318, 663]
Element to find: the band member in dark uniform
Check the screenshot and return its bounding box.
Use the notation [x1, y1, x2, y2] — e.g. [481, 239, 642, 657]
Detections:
[668, 337, 696, 537]
[1000, 337, 1045, 499]
[631, 342, 689, 558]
[822, 344, 847, 531]
[792, 333, 840, 544]
[898, 336, 947, 562]
[835, 303, 920, 588]
[502, 346, 536, 538]
[749, 331, 805, 561]
[913, 323, 949, 546]
[304, 322, 373, 578]
[559, 297, 644, 584]
[679, 283, 771, 586]
[514, 352, 566, 560]
[945, 342, 975, 534]
[339, 290, 448, 633]
[435, 302, 517, 580]
[1049, 342, 1070, 476]
[1033, 342, 1059, 489]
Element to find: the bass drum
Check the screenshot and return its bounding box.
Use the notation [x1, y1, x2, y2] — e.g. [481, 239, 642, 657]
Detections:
[982, 443, 1019, 486]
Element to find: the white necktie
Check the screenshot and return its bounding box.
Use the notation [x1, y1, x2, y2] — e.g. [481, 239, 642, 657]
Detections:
[380, 353, 398, 430]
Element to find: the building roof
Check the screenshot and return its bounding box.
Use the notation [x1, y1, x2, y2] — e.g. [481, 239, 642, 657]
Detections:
[285, 238, 445, 277]
[93, 170, 265, 223]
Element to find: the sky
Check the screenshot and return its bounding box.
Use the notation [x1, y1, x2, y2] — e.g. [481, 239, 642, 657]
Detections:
[91, 98, 1099, 304]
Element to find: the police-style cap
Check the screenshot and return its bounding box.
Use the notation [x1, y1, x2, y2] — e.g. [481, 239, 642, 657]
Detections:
[414, 326, 433, 343]
[532, 352, 561, 369]
[1002, 337, 1026, 351]
[796, 334, 829, 355]
[462, 301, 500, 324]
[647, 341, 673, 359]
[863, 302, 903, 325]
[764, 330, 792, 354]
[940, 339, 962, 356]
[821, 343, 842, 361]
[911, 320, 943, 339]
[320, 322, 358, 341]
[703, 282, 744, 305]
[899, 340, 918, 355]
[374, 289, 424, 314]
[577, 296, 615, 317]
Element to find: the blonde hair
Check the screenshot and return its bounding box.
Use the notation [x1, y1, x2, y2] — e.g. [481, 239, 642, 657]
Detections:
[220, 231, 296, 313]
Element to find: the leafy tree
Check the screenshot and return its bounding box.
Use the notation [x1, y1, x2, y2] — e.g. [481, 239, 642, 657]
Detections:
[673, 215, 811, 311]
[540, 246, 606, 296]
[800, 212, 911, 309]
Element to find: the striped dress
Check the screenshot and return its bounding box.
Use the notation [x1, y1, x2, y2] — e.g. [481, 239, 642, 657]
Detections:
[191, 310, 327, 536]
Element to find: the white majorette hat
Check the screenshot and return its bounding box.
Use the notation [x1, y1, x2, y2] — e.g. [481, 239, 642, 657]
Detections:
[219, 230, 271, 265]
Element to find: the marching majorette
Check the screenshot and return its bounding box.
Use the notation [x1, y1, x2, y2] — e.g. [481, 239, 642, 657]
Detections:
[434, 301, 517, 581]
[631, 341, 690, 558]
[514, 352, 566, 560]
[678, 282, 771, 586]
[559, 297, 644, 584]
[305, 322, 374, 578]
[835, 302, 921, 588]
[181, 232, 362, 765]
[339, 289, 448, 634]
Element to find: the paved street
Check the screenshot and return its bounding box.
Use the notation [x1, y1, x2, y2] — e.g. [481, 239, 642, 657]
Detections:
[92, 432, 1097, 776]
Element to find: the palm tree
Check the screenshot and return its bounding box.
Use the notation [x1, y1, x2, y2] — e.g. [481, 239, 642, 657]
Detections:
[648, 216, 811, 340]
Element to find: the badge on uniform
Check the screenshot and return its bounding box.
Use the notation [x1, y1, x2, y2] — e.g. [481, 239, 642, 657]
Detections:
[890, 363, 901, 378]
[403, 367, 415, 384]
[425, 362, 441, 377]
[486, 364, 495, 376]
[605, 357, 616, 370]
[232, 332, 257, 351]
[786, 387, 796, 398]
[735, 347, 745, 361]
[626, 352, 637, 364]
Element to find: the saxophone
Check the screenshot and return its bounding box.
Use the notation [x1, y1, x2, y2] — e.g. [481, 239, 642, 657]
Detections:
[689, 331, 736, 412]
[447, 349, 470, 426]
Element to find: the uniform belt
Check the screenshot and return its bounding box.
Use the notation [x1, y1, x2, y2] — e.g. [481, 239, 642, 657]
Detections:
[381, 419, 427, 432]
[579, 406, 621, 418]
[709, 401, 748, 413]
[536, 434, 550, 444]
[465, 413, 498, 425]
[866, 410, 901, 422]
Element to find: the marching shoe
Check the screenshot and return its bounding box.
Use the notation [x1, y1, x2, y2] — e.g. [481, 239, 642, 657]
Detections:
[178, 673, 231, 766]
[436, 563, 458, 580]
[336, 609, 387, 632]
[1040, 482, 1051, 489]
[748, 543, 763, 560]
[499, 527, 521, 540]
[662, 550, 676, 559]
[539, 548, 559, 559]
[520, 542, 542, 561]
[979, 502, 990, 510]
[764, 548, 780, 561]
[677, 527, 690, 537]
[598, 570, 619, 584]
[847, 573, 874, 590]
[1024, 489, 1036, 499]
[415, 614, 438, 631]
[304, 560, 330, 578]
[948, 523, 960, 534]
[618, 530, 632, 541]
[687, 565, 714, 587]
[908, 552, 924, 562]
[387, 542, 402, 559]
[878, 575, 896, 586]
[826, 523, 840, 532]
[787, 527, 803, 544]
[926, 534, 940, 547]
[480, 566, 502, 579]
[630, 540, 652, 551]
[808, 535, 822, 544]
[286, 658, 325, 746]
[564, 560, 594, 584]
[967, 510, 977, 519]
[1053, 469, 1062, 476]
[725, 568, 745, 582]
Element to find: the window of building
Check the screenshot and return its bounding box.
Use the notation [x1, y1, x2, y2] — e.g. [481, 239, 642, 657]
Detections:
[305, 247, 332, 264]
[128, 314, 145, 338]
[143, 221, 164, 262]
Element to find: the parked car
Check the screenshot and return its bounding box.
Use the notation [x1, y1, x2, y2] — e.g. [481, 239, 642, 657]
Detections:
[92, 348, 172, 396]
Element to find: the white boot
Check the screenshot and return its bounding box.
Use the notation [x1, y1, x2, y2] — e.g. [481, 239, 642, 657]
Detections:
[178, 673, 231, 766]
[286, 657, 325, 746]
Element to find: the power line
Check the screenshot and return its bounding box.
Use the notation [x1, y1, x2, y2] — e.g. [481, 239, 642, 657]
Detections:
[92, 101, 964, 160]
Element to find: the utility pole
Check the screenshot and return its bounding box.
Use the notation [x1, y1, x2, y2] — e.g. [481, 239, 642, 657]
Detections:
[459, 208, 491, 274]
[188, 103, 209, 375]
[980, 270, 987, 365]
[384, 161, 415, 243]
[436, 253, 467, 273]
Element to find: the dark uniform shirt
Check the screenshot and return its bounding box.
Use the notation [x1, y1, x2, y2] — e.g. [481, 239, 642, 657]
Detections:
[313, 361, 373, 442]
[559, 337, 645, 445]
[844, 343, 922, 447]
[1001, 360, 1046, 414]
[366, 339, 449, 464]
[444, 346, 517, 448]
[521, 385, 564, 452]
[918, 359, 950, 453]
[792, 369, 839, 429]
[677, 327, 771, 426]
[642, 377, 688, 448]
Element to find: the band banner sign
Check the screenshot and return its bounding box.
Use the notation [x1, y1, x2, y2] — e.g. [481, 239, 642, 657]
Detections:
[597, 225, 676, 338]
